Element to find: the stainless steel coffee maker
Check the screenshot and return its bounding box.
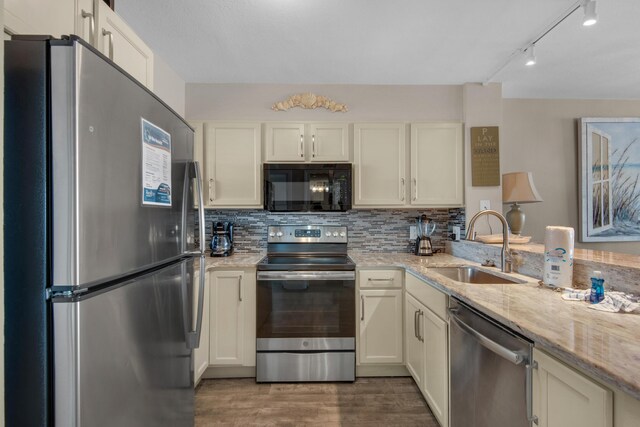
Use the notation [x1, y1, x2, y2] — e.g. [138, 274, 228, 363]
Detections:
[210, 222, 234, 257]
[415, 215, 435, 256]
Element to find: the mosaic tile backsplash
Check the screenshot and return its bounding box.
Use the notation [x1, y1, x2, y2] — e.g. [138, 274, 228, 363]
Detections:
[197, 208, 465, 254]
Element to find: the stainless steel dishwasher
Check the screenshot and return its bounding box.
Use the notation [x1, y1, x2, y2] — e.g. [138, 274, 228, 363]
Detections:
[449, 299, 537, 427]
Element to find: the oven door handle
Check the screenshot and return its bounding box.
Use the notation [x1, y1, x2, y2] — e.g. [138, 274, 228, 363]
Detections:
[257, 271, 356, 281]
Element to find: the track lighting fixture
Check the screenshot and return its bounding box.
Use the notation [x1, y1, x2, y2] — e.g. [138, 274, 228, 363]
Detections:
[483, 0, 601, 84]
[582, 0, 598, 26]
[524, 46, 536, 66]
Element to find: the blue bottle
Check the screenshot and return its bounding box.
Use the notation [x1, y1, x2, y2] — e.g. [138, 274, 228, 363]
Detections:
[589, 271, 605, 303]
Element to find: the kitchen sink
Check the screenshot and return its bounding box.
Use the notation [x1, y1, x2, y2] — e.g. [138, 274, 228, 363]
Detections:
[429, 266, 521, 284]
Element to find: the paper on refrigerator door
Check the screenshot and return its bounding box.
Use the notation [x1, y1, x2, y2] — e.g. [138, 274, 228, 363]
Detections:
[141, 118, 172, 207]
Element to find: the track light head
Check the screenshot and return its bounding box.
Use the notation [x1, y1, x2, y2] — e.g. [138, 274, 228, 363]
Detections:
[524, 46, 536, 66]
[583, 0, 598, 26]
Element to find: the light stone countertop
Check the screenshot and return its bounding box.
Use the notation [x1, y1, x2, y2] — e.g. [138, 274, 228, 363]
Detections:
[204, 253, 265, 269]
[197, 250, 640, 400]
[350, 251, 640, 400]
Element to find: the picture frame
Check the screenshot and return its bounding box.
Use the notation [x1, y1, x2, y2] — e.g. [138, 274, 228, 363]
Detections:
[579, 118, 640, 242]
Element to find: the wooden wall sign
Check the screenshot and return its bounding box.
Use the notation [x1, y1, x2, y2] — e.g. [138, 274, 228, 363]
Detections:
[471, 126, 500, 186]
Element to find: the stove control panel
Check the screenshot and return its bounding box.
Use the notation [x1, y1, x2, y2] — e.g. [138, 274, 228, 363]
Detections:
[267, 225, 348, 243]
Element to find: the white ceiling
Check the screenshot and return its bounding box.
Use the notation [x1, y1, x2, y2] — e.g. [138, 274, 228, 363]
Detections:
[117, 0, 640, 99]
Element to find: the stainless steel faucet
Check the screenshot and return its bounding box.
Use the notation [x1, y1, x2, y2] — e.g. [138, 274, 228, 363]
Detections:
[465, 210, 512, 273]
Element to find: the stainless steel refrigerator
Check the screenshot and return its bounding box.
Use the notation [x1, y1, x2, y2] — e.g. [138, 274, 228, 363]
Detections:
[4, 35, 206, 426]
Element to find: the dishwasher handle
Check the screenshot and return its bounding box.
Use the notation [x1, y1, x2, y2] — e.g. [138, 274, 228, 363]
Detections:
[449, 308, 526, 365]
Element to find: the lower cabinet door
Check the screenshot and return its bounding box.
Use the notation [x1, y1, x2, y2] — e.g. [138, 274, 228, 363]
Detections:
[421, 307, 448, 427]
[209, 270, 256, 366]
[533, 349, 612, 427]
[405, 293, 425, 387]
[359, 289, 403, 364]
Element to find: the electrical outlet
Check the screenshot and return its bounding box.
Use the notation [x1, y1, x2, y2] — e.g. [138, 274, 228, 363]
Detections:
[452, 226, 461, 241]
[480, 199, 491, 211]
[409, 226, 417, 240]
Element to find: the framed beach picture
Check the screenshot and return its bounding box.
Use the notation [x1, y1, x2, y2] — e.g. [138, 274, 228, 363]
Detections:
[579, 118, 640, 242]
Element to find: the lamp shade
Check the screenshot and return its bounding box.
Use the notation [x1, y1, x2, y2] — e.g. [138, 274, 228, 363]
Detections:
[502, 172, 543, 204]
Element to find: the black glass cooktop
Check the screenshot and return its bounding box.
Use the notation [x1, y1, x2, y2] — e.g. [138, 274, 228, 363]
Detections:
[257, 255, 355, 271]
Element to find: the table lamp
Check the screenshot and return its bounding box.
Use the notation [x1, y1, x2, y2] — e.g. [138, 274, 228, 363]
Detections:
[502, 172, 543, 235]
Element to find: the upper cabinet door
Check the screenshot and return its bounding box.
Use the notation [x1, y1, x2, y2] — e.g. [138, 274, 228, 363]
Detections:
[204, 122, 262, 207]
[5, 0, 75, 36]
[411, 123, 463, 206]
[265, 123, 305, 162]
[97, 1, 154, 89]
[354, 123, 406, 206]
[309, 123, 349, 162]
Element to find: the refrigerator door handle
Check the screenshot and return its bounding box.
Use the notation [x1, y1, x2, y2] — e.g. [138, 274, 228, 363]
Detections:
[182, 162, 205, 255]
[193, 161, 206, 254]
[186, 257, 206, 349]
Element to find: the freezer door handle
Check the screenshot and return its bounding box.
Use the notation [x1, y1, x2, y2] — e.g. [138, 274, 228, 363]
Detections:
[187, 256, 206, 349]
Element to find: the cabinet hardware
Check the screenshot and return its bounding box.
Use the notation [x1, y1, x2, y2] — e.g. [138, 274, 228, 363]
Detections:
[414, 310, 419, 339]
[102, 29, 114, 60]
[418, 310, 424, 342]
[81, 10, 95, 45]
[300, 134, 304, 158]
[367, 278, 394, 282]
[526, 361, 539, 425]
[401, 178, 405, 201]
[238, 275, 243, 302]
[312, 134, 316, 157]
[208, 178, 215, 201]
[360, 295, 365, 321]
[413, 178, 418, 201]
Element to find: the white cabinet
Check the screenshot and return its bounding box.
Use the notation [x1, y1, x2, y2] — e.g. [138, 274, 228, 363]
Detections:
[264, 123, 305, 162]
[308, 123, 349, 161]
[5, 0, 154, 88]
[96, 1, 154, 89]
[358, 269, 404, 365]
[410, 123, 463, 206]
[405, 273, 449, 427]
[264, 122, 349, 162]
[533, 348, 613, 427]
[193, 268, 210, 385]
[421, 305, 448, 427]
[5, 0, 95, 42]
[359, 289, 404, 364]
[204, 122, 262, 207]
[209, 270, 256, 367]
[4, 0, 75, 36]
[353, 123, 406, 206]
[405, 293, 425, 386]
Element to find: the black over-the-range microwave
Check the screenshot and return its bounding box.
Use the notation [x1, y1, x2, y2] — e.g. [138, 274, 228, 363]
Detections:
[264, 163, 352, 212]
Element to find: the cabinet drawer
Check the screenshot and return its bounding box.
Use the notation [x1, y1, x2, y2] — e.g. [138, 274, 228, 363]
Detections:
[405, 272, 448, 320]
[359, 269, 403, 289]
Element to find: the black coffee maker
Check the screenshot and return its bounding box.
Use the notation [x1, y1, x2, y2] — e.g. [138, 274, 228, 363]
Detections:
[210, 222, 234, 257]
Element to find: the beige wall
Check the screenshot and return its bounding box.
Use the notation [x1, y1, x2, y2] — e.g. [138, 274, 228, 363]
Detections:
[186, 83, 463, 122]
[153, 54, 186, 117]
[502, 98, 640, 255]
[462, 83, 504, 235]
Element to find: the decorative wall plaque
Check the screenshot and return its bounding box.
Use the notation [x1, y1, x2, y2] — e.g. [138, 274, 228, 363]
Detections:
[272, 93, 348, 112]
[471, 126, 500, 186]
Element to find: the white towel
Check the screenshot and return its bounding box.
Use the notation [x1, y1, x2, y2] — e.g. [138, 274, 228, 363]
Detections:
[561, 288, 640, 313]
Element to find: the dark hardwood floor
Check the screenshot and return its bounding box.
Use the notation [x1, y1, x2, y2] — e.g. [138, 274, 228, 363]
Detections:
[195, 377, 440, 426]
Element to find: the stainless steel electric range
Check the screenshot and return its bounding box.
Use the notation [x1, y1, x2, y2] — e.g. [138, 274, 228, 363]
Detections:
[256, 225, 356, 382]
